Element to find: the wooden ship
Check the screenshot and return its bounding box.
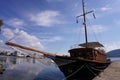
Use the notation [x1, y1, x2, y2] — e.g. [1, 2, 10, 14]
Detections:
[5, 0, 111, 79]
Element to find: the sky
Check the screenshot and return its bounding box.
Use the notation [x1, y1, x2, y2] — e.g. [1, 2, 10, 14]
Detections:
[0, 0, 120, 55]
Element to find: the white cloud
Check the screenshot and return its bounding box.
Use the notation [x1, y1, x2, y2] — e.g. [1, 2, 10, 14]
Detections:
[88, 25, 106, 34]
[0, 39, 3, 43]
[50, 36, 62, 41]
[75, 25, 106, 34]
[46, 0, 63, 2]
[98, 0, 120, 14]
[6, 18, 25, 27]
[64, 25, 106, 36]
[2, 28, 44, 50]
[2, 28, 15, 39]
[17, 30, 44, 49]
[100, 7, 112, 11]
[105, 42, 120, 52]
[114, 19, 120, 26]
[74, 2, 79, 8]
[30, 10, 61, 27]
[41, 36, 62, 42]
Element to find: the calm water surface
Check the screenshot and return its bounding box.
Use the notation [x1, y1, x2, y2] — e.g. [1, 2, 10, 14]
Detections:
[110, 57, 120, 61]
[0, 56, 65, 80]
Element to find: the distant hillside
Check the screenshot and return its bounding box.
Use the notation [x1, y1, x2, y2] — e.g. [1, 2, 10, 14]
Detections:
[107, 49, 120, 57]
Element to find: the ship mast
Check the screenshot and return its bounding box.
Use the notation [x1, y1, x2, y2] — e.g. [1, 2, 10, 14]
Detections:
[82, 0, 88, 48]
[76, 0, 94, 48]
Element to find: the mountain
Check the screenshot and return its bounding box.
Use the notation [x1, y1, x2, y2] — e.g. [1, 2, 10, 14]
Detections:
[107, 49, 120, 57]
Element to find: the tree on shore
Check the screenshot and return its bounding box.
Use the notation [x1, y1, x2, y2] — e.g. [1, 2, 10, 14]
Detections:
[0, 20, 3, 32]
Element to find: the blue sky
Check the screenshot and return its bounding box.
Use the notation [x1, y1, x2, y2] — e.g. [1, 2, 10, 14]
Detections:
[0, 0, 120, 55]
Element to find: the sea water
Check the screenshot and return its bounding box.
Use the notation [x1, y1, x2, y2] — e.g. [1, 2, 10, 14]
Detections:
[0, 56, 65, 80]
[110, 57, 120, 61]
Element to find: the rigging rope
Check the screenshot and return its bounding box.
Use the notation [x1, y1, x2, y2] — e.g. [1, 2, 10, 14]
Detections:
[86, 18, 99, 42]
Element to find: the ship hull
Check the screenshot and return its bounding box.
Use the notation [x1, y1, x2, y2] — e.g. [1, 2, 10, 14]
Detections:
[52, 56, 110, 80]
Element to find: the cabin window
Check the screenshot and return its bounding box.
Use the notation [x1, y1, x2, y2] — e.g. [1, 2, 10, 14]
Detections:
[94, 51, 98, 55]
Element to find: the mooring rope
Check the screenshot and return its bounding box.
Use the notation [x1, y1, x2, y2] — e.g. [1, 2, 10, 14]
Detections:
[85, 64, 97, 76]
[62, 64, 85, 80]
[61, 62, 105, 80]
[88, 65, 103, 72]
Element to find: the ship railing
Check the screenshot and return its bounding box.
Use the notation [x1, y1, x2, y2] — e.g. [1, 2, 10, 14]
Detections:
[70, 44, 83, 49]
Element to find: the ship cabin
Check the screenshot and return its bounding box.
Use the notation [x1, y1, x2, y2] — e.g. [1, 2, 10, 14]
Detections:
[69, 42, 107, 62]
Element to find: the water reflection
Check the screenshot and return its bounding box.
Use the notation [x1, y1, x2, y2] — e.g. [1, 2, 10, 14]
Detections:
[0, 56, 65, 80]
[0, 64, 5, 74]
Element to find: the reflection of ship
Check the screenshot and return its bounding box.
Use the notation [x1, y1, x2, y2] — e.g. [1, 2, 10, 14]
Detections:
[6, 0, 111, 79]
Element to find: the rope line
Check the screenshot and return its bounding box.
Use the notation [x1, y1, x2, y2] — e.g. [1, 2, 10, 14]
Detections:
[89, 65, 104, 72]
[62, 64, 85, 80]
[85, 64, 97, 76]
[61, 63, 104, 80]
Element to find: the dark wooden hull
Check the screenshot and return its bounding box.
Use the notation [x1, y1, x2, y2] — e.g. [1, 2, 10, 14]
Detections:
[49, 56, 111, 80]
